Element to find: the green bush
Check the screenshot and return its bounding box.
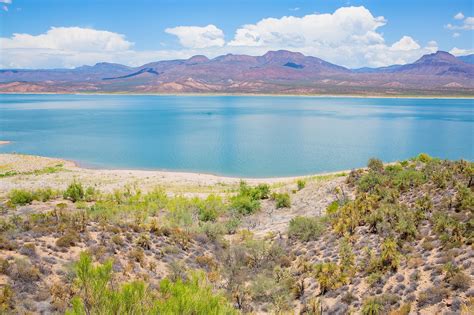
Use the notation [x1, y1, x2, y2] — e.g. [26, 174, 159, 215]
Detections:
[416, 153, 432, 163]
[297, 179, 306, 190]
[156, 272, 237, 314]
[238, 181, 270, 200]
[8, 189, 34, 205]
[230, 194, 260, 215]
[198, 195, 225, 222]
[362, 297, 383, 315]
[368, 158, 384, 173]
[64, 182, 85, 202]
[272, 193, 291, 208]
[288, 216, 324, 241]
[313, 262, 347, 294]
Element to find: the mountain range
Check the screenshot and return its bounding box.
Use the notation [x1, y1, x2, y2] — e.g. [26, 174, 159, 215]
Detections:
[0, 50, 473, 96]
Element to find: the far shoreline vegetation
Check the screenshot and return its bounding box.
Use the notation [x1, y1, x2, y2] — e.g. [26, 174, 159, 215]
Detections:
[0, 152, 472, 313]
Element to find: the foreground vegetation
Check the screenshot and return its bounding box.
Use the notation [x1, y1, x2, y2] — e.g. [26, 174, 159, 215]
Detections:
[0, 154, 473, 314]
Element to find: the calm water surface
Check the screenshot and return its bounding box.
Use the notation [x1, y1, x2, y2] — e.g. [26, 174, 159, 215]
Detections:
[0, 94, 472, 177]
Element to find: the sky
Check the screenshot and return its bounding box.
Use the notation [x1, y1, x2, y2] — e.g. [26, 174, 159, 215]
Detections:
[0, 0, 473, 69]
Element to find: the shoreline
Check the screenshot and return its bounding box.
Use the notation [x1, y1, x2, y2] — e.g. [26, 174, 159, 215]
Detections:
[70, 158, 350, 182]
[1, 92, 473, 99]
[0, 153, 348, 184]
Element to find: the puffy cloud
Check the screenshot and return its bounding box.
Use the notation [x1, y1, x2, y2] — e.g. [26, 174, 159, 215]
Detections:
[1, 27, 133, 52]
[450, 47, 474, 56]
[0, 27, 136, 68]
[165, 24, 224, 48]
[0, 6, 448, 69]
[446, 16, 474, 30]
[391, 36, 420, 51]
[453, 32, 461, 38]
[454, 12, 464, 20]
[229, 7, 386, 48]
[0, 0, 12, 4]
[227, 7, 435, 67]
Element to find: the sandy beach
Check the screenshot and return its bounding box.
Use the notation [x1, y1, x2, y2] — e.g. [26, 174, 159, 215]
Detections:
[0, 153, 347, 197]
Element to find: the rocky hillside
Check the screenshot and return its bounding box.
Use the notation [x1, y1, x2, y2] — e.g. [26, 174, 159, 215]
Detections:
[0, 154, 473, 314]
[0, 50, 473, 96]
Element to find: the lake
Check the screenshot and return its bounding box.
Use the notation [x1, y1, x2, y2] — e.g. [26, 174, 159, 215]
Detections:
[0, 94, 472, 177]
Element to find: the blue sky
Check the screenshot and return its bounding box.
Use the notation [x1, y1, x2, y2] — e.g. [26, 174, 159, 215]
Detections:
[1, 0, 473, 68]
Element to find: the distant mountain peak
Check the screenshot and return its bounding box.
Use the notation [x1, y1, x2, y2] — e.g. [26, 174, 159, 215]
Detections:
[260, 50, 305, 62]
[414, 51, 458, 64]
[186, 55, 209, 64]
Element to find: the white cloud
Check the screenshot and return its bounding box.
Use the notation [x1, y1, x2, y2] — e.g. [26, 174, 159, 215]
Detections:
[454, 12, 464, 20]
[1, 27, 133, 52]
[227, 6, 436, 67]
[450, 47, 474, 56]
[391, 36, 420, 51]
[446, 16, 474, 30]
[165, 24, 224, 48]
[0, 0, 12, 4]
[0, 27, 136, 68]
[0, 6, 448, 69]
[2, 5, 7, 11]
[453, 32, 461, 38]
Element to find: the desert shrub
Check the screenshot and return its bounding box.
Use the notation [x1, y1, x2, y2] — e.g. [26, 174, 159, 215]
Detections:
[230, 194, 260, 215]
[20, 243, 36, 257]
[455, 185, 474, 212]
[224, 216, 241, 234]
[200, 222, 226, 241]
[297, 179, 306, 190]
[272, 192, 291, 208]
[67, 252, 157, 315]
[449, 272, 471, 290]
[135, 233, 151, 250]
[339, 237, 355, 274]
[166, 196, 195, 227]
[84, 186, 99, 202]
[64, 181, 85, 202]
[111, 234, 124, 246]
[198, 195, 225, 222]
[8, 189, 34, 205]
[170, 228, 191, 250]
[33, 187, 57, 202]
[9, 258, 40, 282]
[362, 297, 383, 315]
[313, 262, 348, 294]
[389, 303, 411, 315]
[392, 169, 425, 192]
[0, 259, 9, 274]
[156, 271, 237, 314]
[332, 201, 363, 235]
[380, 238, 400, 271]
[417, 286, 449, 307]
[368, 158, 384, 173]
[0, 285, 14, 312]
[288, 216, 325, 242]
[357, 172, 386, 193]
[129, 247, 146, 264]
[56, 231, 80, 248]
[326, 201, 339, 215]
[416, 153, 432, 163]
[238, 181, 270, 199]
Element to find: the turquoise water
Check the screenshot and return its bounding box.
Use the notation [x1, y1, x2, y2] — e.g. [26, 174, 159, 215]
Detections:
[0, 94, 472, 177]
